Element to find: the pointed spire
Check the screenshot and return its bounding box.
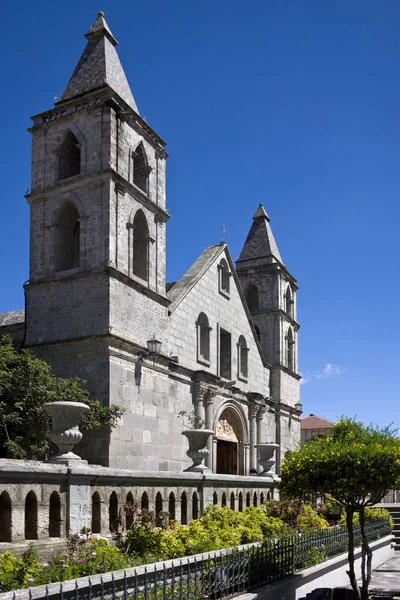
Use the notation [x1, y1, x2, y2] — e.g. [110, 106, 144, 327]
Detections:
[60, 12, 139, 113]
[237, 204, 283, 263]
[252, 203, 270, 221]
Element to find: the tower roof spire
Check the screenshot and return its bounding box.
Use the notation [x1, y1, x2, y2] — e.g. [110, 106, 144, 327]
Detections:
[237, 203, 283, 263]
[60, 12, 139, 113]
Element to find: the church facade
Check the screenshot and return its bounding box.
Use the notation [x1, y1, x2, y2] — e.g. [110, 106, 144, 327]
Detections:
[0, 13, 301, 536]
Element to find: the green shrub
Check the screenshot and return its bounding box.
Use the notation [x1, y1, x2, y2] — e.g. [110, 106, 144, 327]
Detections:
[296, 504, 329, 532]
[338, 506, 393, 529]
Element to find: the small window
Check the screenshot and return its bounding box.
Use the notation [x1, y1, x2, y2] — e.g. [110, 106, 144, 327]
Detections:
[246, 283, 259, 311]
[286, 328, 294, 371]
[218, 258, 230, 297]
[237, 335, 249, 380]
[132, 209, 149, 281]
[132, 142, 150, 194]
[56, 201, 80, 272]
[58, 131, 81, 181]
[285, 286, 293, 318]
[196, 312, 211, 365]
[219, 328, 231, 379]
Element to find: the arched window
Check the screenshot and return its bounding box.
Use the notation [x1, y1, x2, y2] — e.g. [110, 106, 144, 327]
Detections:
[246, 284, 259, 312]
[246, 492, 251, 508]
[132, 209, 149, 281]
[126, 492, 134, 531]
[285, 287, 293, 318]
[267, 491, 271, 501]
[286, 328, 294, 371]
[92, 492, 101, 534]
[213, 491, 218, 505]
[0, 491, 12, 542]
[221, 492, 227, 507]
[25, 491, 38, 540]
[168, 492, 176, 521]
[109, 492, 119, 533]
[132, 143, 150, 194]
[196, 312, 211, 364]
[192, 492, 199, 520]
[181, 492, 188, 525]
[141, 492, 149, 511]
[238, 492, 243, 513]
[56, 201, 80, 272]
[155, 492, 163, 526]
[237, 335, 249, 379]
[49, 491, 61, 538]
[230, 492, 235, 510]
[58, 131, 81, 181]
[253, 492, 258, 507]
[260, 492, 264, 505]
[218, 258, 230, 295]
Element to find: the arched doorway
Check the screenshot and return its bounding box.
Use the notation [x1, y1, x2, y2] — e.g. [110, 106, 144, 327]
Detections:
[215, 406, 247, 475]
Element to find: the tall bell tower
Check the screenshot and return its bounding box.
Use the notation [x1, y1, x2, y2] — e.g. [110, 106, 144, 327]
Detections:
[236, 204, 301, 466]
[24, 13, 170, 465]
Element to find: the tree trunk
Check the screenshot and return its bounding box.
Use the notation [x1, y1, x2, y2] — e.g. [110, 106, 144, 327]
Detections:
[346, 508, 361, 599]
[359, 506, 372, 600]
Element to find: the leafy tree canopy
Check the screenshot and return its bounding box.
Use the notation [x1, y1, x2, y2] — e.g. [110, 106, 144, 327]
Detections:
[280, 417, 400, 599]
[0, 335, 124, 460]
[281, 417, 400, 507]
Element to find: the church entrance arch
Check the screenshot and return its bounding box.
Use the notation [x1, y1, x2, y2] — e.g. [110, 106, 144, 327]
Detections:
[215, 406, 247, 475]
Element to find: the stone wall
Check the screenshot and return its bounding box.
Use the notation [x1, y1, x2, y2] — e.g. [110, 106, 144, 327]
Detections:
[0, 460, 277, 548]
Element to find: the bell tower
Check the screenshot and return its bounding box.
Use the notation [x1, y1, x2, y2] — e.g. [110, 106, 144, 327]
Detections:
[236, 204, 301, 465]
[25, 12, 169, 348]
[24, 13, 170, 465]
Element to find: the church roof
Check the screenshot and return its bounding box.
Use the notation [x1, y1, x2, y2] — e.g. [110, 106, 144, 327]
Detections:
[168, 245, 224, 311]
[0, 310, 25, 327]
[237, 203, 282, 263]
[300, 414, 335, 430]
[60, 12, 139, 113]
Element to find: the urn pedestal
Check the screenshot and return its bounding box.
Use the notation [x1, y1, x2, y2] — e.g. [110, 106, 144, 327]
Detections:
[182, 429, 214, 472]
[255, 443, 280, 481]
[44, 401, 89, 465]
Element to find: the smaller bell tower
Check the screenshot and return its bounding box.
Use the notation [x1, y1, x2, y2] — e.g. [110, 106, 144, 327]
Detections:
[236, 204, 301, 405]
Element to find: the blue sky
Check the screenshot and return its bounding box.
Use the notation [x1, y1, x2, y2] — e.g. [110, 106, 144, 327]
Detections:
[1, 1, 399, 427]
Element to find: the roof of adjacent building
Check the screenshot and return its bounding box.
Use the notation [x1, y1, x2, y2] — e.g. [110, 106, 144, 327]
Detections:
[236, 203, 283, 263]
[0, 310, 25, 327]
[300, 414, 335, 430]
[60, 12, 139, 113]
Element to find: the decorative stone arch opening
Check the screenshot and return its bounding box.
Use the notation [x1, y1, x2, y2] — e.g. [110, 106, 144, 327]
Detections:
[126, 492, 134, 530]
[0, 491, 12, 542]
[91, 492, 101, 534]
[109, 492, 119, 533]
[214, 403, 249, 476]
[192, 492, 199, 520]
[168, 492, 176, 521]
[25, 491, 38, 540]
[49, 491, 61, 538]
[181, 492, 188, 525]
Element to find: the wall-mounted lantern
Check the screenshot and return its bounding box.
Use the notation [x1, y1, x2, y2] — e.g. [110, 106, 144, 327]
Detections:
[147, 334, 162, 365]
[294, 401, 303, 414]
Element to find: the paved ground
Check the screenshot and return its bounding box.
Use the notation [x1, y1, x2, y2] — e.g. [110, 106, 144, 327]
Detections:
[368, 552, 400, 597]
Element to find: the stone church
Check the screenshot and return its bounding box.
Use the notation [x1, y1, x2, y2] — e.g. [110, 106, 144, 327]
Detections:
[0, 13, 301, 540]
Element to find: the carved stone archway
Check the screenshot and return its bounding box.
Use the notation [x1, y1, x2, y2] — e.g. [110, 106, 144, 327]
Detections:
[215, 406, 247, 475]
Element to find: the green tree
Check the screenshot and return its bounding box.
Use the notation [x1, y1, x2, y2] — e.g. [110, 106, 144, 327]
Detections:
[280, 417, 400, 600]
[0, 335, 124, 460]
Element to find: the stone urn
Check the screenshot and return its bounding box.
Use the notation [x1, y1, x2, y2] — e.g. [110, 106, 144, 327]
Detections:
[255, 443, 280, 480]
[182, 429, 214, 472]
[44, 401, 89, 464]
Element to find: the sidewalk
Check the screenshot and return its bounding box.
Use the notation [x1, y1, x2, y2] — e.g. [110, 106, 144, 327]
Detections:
[368, 552, 400, 597]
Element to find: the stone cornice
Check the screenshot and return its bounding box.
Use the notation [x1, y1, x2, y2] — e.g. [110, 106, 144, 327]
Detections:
[106, 265, 170, 306]
[110, 170, 170, 223]
[251, 308, 300, 330]
[271, 363, 302, 380]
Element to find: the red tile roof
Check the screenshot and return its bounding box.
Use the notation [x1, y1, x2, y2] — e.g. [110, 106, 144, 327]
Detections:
[300, 414, 335, 430]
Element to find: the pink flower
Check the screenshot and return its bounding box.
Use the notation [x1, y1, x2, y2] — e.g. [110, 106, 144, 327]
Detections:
[78, 559, 83, 563]
[92, 551, 97, 557]
[42, 563, 49, 567]
[28, 578, 34, 582]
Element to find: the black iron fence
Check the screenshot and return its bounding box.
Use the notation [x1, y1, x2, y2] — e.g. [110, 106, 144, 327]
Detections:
[7, 519, 391, 600]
